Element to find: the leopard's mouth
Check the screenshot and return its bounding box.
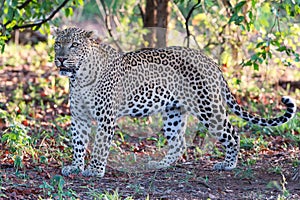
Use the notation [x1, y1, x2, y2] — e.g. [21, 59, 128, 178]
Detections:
[59, 66, 73, 72]
[59, 67, 74, 76]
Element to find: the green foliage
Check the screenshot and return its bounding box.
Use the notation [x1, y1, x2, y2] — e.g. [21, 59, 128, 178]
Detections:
[230, 1, 300, 70]
[1, 124, 31, 153]
[228, 1, 247, 26]
[1, 108, 36, 170]
[0, 41, 72, 180]
[39, 175, 77, 199]
[80, 0, 101, 21]
[171, 0, 300, 82]
[0, 0, 84, 52]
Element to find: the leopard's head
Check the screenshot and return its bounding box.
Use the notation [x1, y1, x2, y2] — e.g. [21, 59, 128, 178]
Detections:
[54, 27, 93, 77]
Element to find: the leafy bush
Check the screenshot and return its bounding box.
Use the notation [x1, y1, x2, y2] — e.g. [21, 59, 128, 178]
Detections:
[0, 0, 84, 52]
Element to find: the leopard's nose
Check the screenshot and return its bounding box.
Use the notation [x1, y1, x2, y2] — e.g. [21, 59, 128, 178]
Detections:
[56, 57, 68, 67]
[58, 57, 67, 63]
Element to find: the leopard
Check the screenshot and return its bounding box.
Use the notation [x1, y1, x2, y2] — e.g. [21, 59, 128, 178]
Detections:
[54, 27, 297, 177]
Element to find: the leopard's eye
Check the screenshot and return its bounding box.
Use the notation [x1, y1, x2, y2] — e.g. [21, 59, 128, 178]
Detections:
[71, 42, 79, 48]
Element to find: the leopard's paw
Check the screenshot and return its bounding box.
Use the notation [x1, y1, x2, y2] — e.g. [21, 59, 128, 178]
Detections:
[213, 162, 236, 171]
[82, 167, 104, 177]
[61, 165, 82, 176]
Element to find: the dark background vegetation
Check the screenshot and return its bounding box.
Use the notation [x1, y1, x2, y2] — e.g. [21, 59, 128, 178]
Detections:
[0, 0, 300, 199]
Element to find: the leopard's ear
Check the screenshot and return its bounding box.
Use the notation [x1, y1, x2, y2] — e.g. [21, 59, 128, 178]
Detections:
[53, 28, 61, 37]
[86, 31, 93, 38]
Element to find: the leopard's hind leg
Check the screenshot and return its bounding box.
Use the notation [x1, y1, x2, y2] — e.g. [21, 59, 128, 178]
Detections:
[196, 103, 240, 171]
[192, 77, 240, 170]
[147, 107, 187, 169]
[211, 116, 240, 170]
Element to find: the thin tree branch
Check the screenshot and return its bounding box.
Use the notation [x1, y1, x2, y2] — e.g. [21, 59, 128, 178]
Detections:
[11, 0, 70, 30]
[221, 0, 233, 17]
[170, 1, 185, 25]
[96, 0, 123, 52]
[138, 3, 145, 24]
[185, 0, 201, 47]
[17, 0, 32, 9]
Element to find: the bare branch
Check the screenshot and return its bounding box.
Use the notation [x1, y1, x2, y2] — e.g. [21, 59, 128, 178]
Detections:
[138, 3, 145, 24]
[220, 0, 233, 17]
[96, 0, 123, 52]
[185, 0, 201, 48]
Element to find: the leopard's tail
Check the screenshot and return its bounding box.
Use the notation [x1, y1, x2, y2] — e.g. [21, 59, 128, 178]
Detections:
[221, 76, 297, 126]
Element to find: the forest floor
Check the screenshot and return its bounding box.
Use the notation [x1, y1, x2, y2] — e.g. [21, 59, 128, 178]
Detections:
[1, 143, 300, 199]
[1, 45, 300, 199]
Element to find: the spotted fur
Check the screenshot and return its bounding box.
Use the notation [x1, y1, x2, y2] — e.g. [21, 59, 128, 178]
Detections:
[54, 27, 297, 177]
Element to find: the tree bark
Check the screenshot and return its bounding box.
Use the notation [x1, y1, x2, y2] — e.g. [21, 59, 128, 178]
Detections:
[143, 0, 169, 48]
[156, 0, 170, 48]
[144, 0, 157, 48]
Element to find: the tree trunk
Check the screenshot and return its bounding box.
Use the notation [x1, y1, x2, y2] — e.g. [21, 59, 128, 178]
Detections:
[156, 0, 170, 48]
[144, 0, 157, 48]
[143, 0, 169, 48]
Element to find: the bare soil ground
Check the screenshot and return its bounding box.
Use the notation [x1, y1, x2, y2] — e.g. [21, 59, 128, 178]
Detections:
[1, 149, 300, 199]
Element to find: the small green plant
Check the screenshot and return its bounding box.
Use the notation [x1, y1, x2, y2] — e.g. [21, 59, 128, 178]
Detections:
[240, 136, 256, 150]
[39, 181, 55, 197]
[39, 175, 77, 199]
[292, 158, 299, 168]
[234, 158, 257, 179]
[192, 146, 205, 160]
[245, 158, 257, 166]
[2, 124, 31, 152]
[115, 130, 125, 143]
[40, 155, 48, 164]
[203, 175, 209, 183]
[234, 167, 255, 180]
[88, 188, 134, 200]
[146, 133, 167, 151]
[240, 134, 269, 153]
[266, 173, 290, 199]
[1, 123, 35, 171]
[13, 155, 24, 171]
[156, 133, 167, 150]
[268, 166, 283, 174]
[212, 145, 224, 158]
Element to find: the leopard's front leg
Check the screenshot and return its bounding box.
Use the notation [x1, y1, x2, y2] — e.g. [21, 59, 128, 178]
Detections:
[82, 115, 115, 177]
[61, 117, 91, 176]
